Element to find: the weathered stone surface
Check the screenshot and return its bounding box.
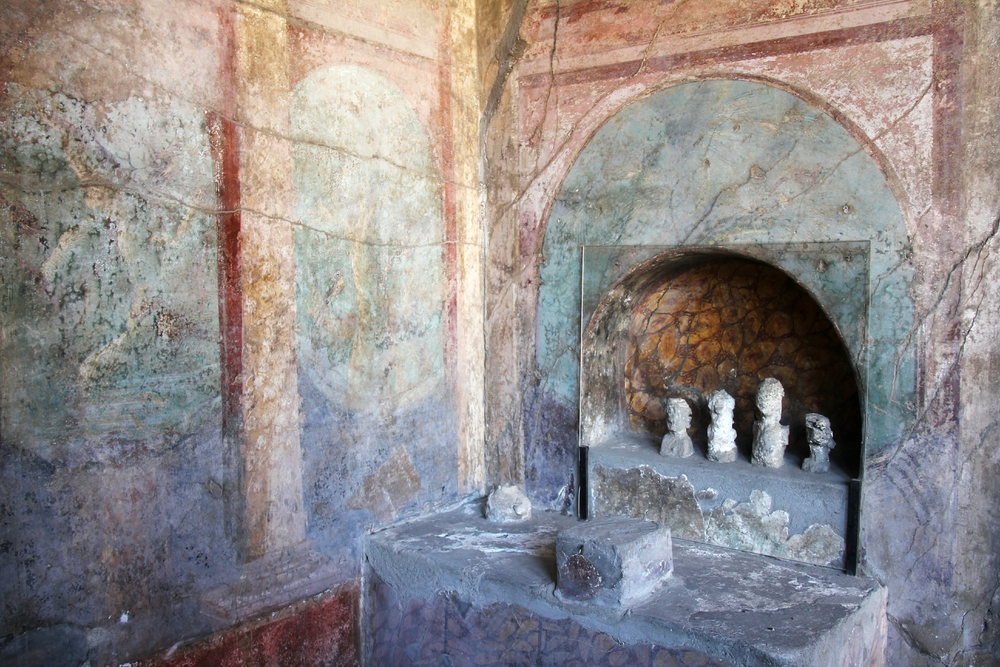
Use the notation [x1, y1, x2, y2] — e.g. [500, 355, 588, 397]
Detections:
[555, 516, 672, 606]
[704, 491, 844, 567]
[591, 464, 706, 541]
[707, 390, 738, 463]
[660, 398, 694, 458]
[751, 379, 789, 469]
[485, 484, 532, 523]
[802, 414, 836, 474]
[366, 501, 885, 666]
[591, 438, 849, 567]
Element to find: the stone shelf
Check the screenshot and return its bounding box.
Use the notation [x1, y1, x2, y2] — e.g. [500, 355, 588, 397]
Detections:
[364, 501, 885, 667]
[589, 431, 853, 568]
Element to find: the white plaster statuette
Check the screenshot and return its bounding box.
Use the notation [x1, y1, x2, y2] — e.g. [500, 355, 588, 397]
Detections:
[803, 413, 837, 473]
[485, 485, 532, 523]
[751, 378, 789, 468]
[707, 390, 737, 463]
[660, 398, 694, 458]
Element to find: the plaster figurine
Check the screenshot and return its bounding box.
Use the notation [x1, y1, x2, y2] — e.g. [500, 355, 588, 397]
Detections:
[707, 389, 738, 463]
[660, 398, 694, 458]
[485, 484, 532, 523]
[751, 378, 789, 468]
[802, 413, 836, 473]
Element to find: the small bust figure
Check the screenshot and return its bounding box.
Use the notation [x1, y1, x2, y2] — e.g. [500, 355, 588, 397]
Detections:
[660, 397, 694, 458]
[802, 413, 836, 473]
[751, 378, 789, 468]
[707, 389, 737, 463]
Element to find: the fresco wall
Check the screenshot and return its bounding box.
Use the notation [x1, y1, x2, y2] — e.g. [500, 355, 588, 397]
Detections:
[480, 0, 1000, 664]
[0, 0, 483, 664]
[284, 0, 484, 576]
[1, 0, 998, 665]
[291, 61, 455, 564]
[0, 0, 238, 662]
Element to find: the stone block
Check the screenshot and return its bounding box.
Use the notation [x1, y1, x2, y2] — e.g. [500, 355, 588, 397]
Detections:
[556, 516, 672, 607]
[485, 484, 532, 523]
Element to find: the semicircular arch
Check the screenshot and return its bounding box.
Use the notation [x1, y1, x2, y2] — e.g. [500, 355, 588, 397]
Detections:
[536, 77, 915, 458]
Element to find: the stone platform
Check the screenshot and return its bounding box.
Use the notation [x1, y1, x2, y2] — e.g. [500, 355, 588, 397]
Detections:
[364, 501, 885, 667]
[590, 431, 853, 568]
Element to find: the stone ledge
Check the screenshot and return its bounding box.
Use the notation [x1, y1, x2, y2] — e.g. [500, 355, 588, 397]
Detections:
[364, 501, 885, 667]
[590, 431, 851, 567]
[200, 541, 343, 624]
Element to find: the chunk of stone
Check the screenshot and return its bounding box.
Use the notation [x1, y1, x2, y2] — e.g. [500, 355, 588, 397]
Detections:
[660, 397, 694, 458]
[751, 378, 789, 468]
[485, 484, 532, 522]
[803, 413, 837, 473]
[556, 516, 672, 607]
[707, 389, 737, 463]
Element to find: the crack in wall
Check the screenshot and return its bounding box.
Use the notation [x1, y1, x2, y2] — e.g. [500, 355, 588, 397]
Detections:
[0, 175, 483, 253]
[27, 17, 480, 195]
[888, 612, 949, 666]
[871, 211, 1000, 471]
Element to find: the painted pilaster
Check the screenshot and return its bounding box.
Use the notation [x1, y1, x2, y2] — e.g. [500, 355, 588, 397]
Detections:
[448, 0, 487, 496]
[233, 0, 306, 560]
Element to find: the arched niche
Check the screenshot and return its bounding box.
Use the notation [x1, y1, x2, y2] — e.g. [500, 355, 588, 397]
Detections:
[533, 78, 914, 568]
[582, 248, 863, 479]
[532, 77, 915, 493]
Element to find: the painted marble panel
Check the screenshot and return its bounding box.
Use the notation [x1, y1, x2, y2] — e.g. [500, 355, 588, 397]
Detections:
[366, 570, 734, 667]
[291, 64, 456, 560]
[535, 80, 914, 485]
[538, 0, 885, 39]
[521, 0, 909, 75]
[0, 84, 221, 463]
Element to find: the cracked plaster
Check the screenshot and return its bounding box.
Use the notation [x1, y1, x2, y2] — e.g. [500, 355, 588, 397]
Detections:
[481, 2, 1000, 663]
[2, 0, 483, 663]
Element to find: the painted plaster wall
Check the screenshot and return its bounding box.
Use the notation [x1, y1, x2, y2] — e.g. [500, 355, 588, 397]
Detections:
[135, 587, 358, 667]
[366, 570, 735, 667]
[1, 0, 483, 664]
[479, 0, 1000, 664]
[291, 61, 455, 564]
[2, 0, 998, 665]
[285, 0, 484, 574]
[952, 3, 1000, 665]
[541, 79, 911, 485]
[0, 1, 237, 663]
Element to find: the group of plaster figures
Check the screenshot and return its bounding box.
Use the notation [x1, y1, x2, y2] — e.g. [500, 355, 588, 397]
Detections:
[660, 377, 837, 473]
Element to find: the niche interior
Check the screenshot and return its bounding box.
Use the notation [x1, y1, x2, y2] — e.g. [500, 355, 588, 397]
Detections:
[581, 245, 867, 569]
